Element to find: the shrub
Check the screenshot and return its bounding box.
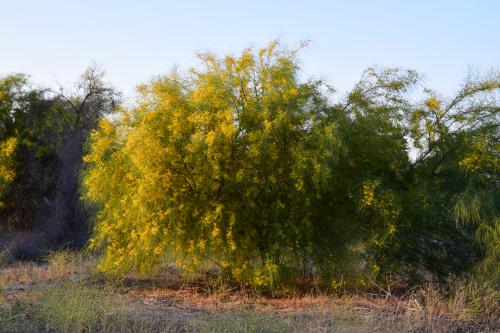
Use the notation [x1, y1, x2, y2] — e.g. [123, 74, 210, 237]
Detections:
[82, 41, 500, 285]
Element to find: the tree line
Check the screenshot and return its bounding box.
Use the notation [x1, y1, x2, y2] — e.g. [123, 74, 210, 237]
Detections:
[2, 41, 500, 286]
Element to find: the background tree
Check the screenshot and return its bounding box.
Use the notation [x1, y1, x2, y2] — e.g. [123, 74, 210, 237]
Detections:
[322, 66, 500, 283]
[399, 69, 500, 281]
[0, 65, 120, 258]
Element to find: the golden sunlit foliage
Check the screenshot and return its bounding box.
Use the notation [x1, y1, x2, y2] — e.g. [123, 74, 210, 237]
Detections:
[0, 74, 27, 210]
[81, 42, 500, 285]
[0, 137, 17, 209]
[82, 41, 349, 285]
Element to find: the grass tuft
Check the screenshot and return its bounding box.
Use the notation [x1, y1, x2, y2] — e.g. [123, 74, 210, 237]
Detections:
[34, 281, 124, 332]
[42, 246, 80, 273]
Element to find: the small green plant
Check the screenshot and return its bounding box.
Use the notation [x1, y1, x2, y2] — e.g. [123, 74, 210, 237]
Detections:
[42, 246, 79, 273]
[34, 281, 124, 332]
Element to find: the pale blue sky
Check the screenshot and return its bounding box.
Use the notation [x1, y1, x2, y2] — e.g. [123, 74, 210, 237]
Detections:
[1, 0, 498, 97]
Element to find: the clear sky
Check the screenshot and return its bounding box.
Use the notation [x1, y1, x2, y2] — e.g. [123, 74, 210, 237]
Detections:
[1, 0, 498, 98]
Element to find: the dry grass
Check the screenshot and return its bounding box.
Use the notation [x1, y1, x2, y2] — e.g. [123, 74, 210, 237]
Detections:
[0, 251, 499, 332]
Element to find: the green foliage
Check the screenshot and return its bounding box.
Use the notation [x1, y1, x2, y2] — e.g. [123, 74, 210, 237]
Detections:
[81, 41, 500, 284]
[0, 74, 29, 210]
[0, 137, 17, 210]
[0, 73, 62, 225]
[0, 73, 29, 140]
[0, 65, 120, 239]
[82, 40, 355, 283]
[378, 68, 500, 282]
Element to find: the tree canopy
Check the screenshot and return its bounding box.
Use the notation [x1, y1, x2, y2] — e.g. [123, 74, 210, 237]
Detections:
[80, 41, 500, 285]
[0, 66, 120, 257]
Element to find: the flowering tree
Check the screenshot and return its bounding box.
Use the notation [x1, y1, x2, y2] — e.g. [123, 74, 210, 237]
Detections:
[82, 41, 500, 284]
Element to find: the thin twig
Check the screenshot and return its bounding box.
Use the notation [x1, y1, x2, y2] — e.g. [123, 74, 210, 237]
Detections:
[414, 298, 427, 318]
[365, 275, 403, 306]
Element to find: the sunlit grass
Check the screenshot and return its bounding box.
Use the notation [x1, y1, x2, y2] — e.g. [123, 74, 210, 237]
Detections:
[33, 281, 174, 333]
